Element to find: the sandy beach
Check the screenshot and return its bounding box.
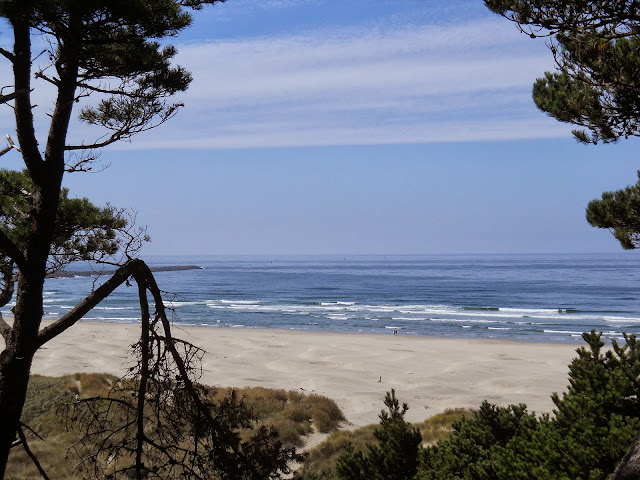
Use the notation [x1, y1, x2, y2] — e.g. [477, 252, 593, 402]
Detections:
[26, 320, 580, 427]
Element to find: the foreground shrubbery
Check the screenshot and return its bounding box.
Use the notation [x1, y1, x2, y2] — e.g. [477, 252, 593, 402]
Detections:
[302, 331, 640, 480]
[6, 374, 343, 480]
[296, 404, 473, 479]
[421, 331, 640, 480]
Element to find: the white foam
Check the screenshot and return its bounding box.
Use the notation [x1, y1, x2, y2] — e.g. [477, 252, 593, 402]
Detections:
[167, 301, 204, 307]
[430, 318, 500, 324]
[94, 306, 133, 310]
[604, 316, 640, 324]
[216, 300, 261, 305]
[543, 329, 583, 335]
[94, 316, 141, 321]
[501, 308, 563, 314]
[326, 314, 349, 320]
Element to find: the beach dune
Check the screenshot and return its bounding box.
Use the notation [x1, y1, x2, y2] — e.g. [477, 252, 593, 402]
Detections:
[27, 321, 579, 426]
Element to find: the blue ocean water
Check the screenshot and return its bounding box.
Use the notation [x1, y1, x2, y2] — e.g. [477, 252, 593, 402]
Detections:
[14, 254, 640, 344]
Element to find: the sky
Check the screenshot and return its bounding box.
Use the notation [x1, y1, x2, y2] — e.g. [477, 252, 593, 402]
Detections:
[2, 0, 640, 256]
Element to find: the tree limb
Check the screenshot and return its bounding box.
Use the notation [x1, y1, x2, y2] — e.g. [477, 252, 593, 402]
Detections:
[64, 136, 123, 151]
[11, 20, 45, 174]
[0, 47, 14, 62]
[0, 89, 28, 105]
[36, 263, 132, 347]
[135, 261, 212, 418]
[0, 262, 16, 309]
[0, 230, 26, 273]
[0, 314, 10, 343]
[132, 267, 150, 480]
[17, 425, 52, 480]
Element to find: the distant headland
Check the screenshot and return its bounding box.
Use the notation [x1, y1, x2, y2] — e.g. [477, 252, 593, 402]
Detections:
[50, 265, 203, 278]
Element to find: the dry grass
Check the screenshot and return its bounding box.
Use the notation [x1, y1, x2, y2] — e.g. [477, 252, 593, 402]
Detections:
[5, 374, 344, 480]
[215, 386, 345, 446]
[295, 408, 475, 480]
[414, 407, 474, 445]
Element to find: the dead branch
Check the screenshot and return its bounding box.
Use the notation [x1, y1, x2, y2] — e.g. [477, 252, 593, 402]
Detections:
[0, 228, 26, 272]
[62, 258, 301, 480]
[37, 263, 132, 347]
[17, 425, 52, 480]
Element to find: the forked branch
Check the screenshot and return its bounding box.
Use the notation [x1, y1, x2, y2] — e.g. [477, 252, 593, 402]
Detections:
[16, 425, 52, 480]
[62, 258, 300, 479]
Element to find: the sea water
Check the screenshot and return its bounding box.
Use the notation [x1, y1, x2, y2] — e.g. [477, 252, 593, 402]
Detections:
[13, 254, 640, 344]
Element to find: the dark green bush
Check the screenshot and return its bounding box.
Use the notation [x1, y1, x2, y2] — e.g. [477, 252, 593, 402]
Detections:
[419, 330, 640, 480]
[336, 389, 422, 480]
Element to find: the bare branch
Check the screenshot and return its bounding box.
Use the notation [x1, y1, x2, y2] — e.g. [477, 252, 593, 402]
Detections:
[0, 261, 16, 308]
[0, 229, 26, 273]
[33, 71, 59, 88]
[0, 89, 28, 105]
[0, 134, 21, 158]
[0, 48, 13, 62]
[64, 150, 108, 174]
[17, 425, 52, 480]
[0, 314, 10, 343]
[37, 263, 132, 347]
[132, 267, 151, 479]
[0, 262, 16, 348]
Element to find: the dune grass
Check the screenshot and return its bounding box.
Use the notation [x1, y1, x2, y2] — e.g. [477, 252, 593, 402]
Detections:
[5, 373, 344, 480]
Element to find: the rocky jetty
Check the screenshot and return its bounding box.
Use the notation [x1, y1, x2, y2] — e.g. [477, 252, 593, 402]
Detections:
[50, 265, 203, 278]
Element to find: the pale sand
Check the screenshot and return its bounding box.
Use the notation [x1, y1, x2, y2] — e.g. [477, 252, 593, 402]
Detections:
[25, 320, 581, 427]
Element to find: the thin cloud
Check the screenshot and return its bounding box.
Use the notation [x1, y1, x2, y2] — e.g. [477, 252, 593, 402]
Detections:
[124, 18, 566, 149]
[2, 16, 571, 151]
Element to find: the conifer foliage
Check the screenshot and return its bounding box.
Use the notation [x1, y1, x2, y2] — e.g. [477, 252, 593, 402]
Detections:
[333, 332, 640, 480]
[336, 390, 422, 480]
[420, 331, 640, 480]
[485, 0, 640, 144]
[483, 1, 640, 253]
[586, 171, 640, 249]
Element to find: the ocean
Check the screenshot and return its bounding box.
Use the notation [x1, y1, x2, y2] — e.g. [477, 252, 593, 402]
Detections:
[16, 254, 640, 344]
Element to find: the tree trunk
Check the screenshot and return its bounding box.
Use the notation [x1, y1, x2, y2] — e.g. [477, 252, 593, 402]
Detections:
[611, 431, 640, 480]
[0, 348, 36, 478]
[0, 268, 48, 477]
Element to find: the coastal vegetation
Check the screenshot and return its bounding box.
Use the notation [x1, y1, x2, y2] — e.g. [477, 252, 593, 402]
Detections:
[298, 408, 473, 480]
[296, 331, 640, 480]
[6, 373, 343, 479]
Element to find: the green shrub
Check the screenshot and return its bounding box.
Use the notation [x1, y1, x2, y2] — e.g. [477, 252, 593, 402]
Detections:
[336, 390, 423, 480]
[419, 330, 640, 480]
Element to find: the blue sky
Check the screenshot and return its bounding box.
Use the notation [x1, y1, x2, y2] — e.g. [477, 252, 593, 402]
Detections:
[3, 0, 640, 255]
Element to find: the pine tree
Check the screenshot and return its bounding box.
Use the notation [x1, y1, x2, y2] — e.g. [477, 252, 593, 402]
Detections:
[337, 390, 422, 480]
